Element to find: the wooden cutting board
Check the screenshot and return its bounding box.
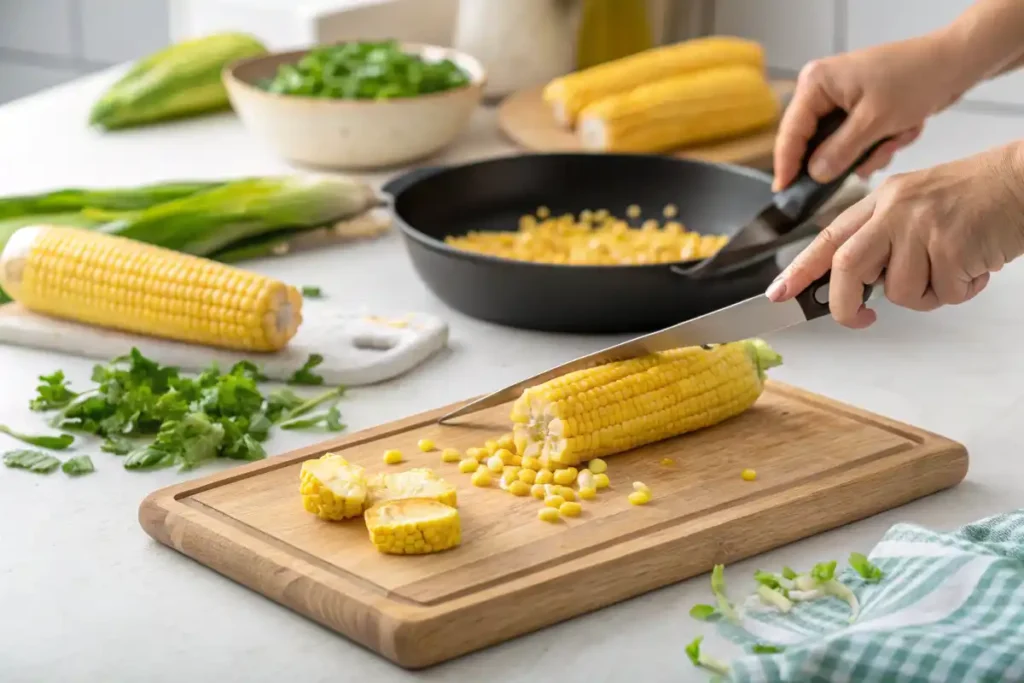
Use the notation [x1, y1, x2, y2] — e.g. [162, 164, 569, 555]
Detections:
[497, 80, 797, 170]
[140, 381, 967, 669]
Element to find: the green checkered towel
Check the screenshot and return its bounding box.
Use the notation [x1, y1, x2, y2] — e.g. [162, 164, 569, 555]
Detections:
[712, 510, 1024, 682]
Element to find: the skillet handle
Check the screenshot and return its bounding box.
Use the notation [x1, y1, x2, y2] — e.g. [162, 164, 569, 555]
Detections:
[381, 164, 447, 199]
[772, 108, 892, 225]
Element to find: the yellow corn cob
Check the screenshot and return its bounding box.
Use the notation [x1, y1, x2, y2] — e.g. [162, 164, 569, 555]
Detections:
[299, 454, 369, 521]
[577, 65, 780, 153]
[364, 498, 461, 555]
[543, 35, 764, 127]
[0, 225, 302, 352]
[367, 467, 458, 508]
[511, 339, 782, 467]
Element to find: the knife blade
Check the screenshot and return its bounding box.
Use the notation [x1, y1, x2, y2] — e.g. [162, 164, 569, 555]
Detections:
[438, 271, 875, 424]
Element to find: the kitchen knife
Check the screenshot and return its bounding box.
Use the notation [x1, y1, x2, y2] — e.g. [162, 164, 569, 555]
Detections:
[676, 108, 892, 279]
[438, 271, 876, 424]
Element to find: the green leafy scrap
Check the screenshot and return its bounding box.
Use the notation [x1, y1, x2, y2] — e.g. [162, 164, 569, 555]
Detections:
[3, 449, 61, 474]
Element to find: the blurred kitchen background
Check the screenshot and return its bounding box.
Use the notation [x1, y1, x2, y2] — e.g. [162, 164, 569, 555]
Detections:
[1, 0, 1022, 108]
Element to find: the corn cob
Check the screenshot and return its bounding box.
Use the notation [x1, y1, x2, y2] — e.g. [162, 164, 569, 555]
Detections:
[543, 35, 764, 127]
[511, 339, 782, 467]
[364, 498, 461, 555]
[0, 225, 302, 352]
[577, 65, 780, 153]
[299, 454, 369, 521]
[367, 467, 458, 508]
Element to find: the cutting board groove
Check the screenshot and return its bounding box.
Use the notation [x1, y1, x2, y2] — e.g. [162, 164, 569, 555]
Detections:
[497, 80, 797, 170]
[140, 381, 967, 669]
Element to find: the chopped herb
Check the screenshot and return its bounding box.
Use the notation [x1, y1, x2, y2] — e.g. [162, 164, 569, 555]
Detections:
[287, 353, 325, 386]
[754, 570, 790, 596]
[0, 424, 74, 450]
[710, 564, 739, 624]
[752, 644, 785, 654]
[29, 370, 79, 411]
[781, 566, 798, 580]
[3, 449, 60, 474]
[279, 405, 345, 432]
[301, 286, 323, 298]
[100, 435, 134, 455]
[849, 552, 884, 583]
[276, 386, 345, 422]
[811, 561, 837, 583]
[685, 636, 730, 676]
[689, 604, 717, 621]
[62, 455, 95, 476]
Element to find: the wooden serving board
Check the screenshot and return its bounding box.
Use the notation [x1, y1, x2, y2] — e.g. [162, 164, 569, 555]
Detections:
[140, 381, 967, 669]
[497, 80, 797, 170]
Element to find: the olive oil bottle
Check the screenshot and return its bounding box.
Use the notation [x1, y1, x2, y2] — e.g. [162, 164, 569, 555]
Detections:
[576, 0, 654, 70]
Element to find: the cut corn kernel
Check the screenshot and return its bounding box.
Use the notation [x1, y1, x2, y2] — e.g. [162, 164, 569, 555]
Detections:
[467, 447, 487, 461]
[663, 204, 679, 219]
[553, 467, 578, 485]
[626, 204, 641, 218]
[508, 480, 531, 497]
[0, 225, 303, 352]
[588, 459, 608, 474]
[495, 448, 516, 465]
[628, 490, 652, 505]
[579, 486, 597, 500]
[383, 449, 403, 465]
[484, 439, 499, 454]
[497, 433, 516, 452]
[299, 454, 368, 521]
[486, 454, 504, 473]
[510, 339, 781, 467]
[660, 457, 675, 467]
[365, 498, 461, 555]
[367, 467, 457, 508]
[741, 468, 757, 481]
[471, 469, 492, 487]
[536, 468, 554, 485]
[458, 458, 479, 473]
[441, 448, 462, 463]
[522, 456, 543, 471]
[577, 469, 595, 490]
[556, 485, 576, 501]
[559, 501, 583, 517]
[594, 473, 610, 489]
[545, 494, 566, 508]
[500, 469, 520, 489]
[511, 454, 523, 466]
[531, 484, 547, 499]
[417, 438, 435, 452]
[633, 481, 651, 495]
[518, 468, 537, 485]
[538, 507, 560, 523]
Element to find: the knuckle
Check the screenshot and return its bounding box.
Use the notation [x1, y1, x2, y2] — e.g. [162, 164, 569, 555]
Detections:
[832, 247, 860, 274]
[798, 59, 831, 88]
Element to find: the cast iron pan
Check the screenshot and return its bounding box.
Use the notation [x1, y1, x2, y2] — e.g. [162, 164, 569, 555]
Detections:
[382, 109, 880, 334]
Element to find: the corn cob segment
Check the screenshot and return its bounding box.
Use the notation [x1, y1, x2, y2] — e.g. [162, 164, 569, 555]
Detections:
[578, 65, 780, 153]
[299, 454, 369, 521]
[0, 225, 302, 352]
[365, 498, 462, 555]
[511, 339, 782, 467]
[367, 467, 458, 508]
[543, 35, 765, 127]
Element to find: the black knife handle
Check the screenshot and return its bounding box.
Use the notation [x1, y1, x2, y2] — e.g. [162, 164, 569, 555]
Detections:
[794, 270, 876, 320]
[773, 108, 893, 226]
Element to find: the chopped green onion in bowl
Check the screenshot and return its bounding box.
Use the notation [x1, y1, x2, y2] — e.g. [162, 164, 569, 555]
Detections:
[260, 40, 472, 100]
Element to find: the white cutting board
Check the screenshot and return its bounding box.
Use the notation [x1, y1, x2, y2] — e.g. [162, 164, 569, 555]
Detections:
[0, 300, 448, 386]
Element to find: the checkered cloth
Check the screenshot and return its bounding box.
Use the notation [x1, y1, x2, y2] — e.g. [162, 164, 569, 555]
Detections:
[714, 510, 1024, 682]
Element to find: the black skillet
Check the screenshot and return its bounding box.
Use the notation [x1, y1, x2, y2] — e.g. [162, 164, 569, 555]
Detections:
[382, 109, 883, 334]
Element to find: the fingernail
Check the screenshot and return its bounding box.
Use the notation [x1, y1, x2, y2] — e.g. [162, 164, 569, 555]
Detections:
[765, 278, 787, 301]
[809, 158, 832, 181]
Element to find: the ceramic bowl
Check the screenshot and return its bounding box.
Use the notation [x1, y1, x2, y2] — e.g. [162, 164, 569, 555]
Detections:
[223, 43, 486, 170]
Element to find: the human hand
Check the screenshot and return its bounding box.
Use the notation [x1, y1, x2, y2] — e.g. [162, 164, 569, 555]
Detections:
[766, 142, 1024, 328]
[773, 34, 971, 192]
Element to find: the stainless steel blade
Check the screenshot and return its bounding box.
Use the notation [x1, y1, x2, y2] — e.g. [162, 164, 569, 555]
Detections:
[437, 294, 809, 423]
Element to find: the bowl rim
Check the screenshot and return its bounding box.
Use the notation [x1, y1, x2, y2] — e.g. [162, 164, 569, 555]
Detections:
[223, 41, 487, 107]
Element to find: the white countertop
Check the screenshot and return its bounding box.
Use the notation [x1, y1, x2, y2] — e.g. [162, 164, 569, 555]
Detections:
[2, 70, 1024, 683]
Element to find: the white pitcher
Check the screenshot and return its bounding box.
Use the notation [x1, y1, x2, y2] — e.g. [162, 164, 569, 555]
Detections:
[452, 0, 577, 100]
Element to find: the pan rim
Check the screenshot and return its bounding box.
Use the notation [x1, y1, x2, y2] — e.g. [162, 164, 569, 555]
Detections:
[389, 152, 775, 272]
